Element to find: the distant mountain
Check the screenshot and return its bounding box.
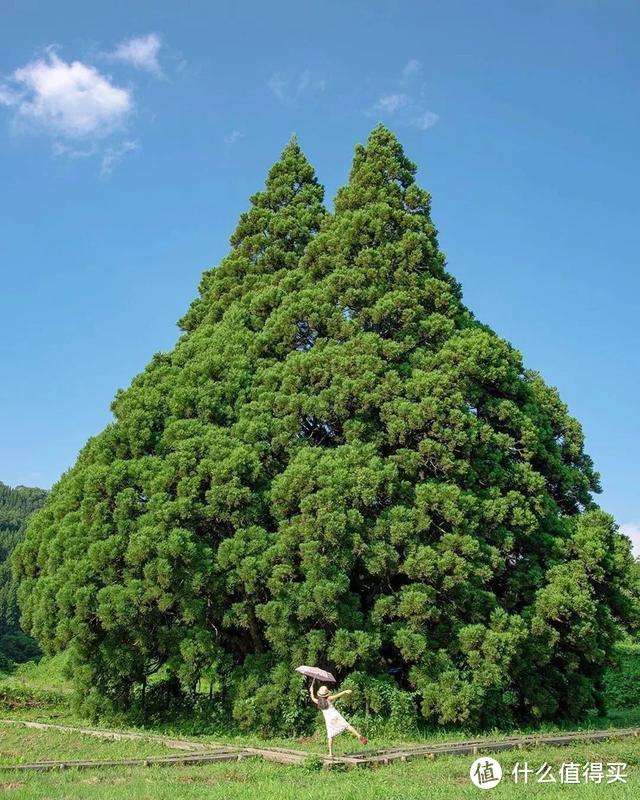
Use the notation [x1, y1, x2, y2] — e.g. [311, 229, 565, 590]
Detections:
[0, 481, 47, 663]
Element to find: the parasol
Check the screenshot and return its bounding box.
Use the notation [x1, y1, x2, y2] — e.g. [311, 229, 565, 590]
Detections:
[295, 665, 336, 683]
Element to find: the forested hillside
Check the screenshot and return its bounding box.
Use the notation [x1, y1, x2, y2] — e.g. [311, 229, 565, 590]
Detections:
[0, 481, 47, 663]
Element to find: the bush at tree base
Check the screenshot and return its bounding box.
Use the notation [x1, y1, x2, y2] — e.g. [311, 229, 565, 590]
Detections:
[13, 127, 638, 733]
[603, 641, 640, 712]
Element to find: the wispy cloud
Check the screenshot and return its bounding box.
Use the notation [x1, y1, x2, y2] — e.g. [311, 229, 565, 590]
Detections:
[267, 69, 326, 103]
[109, 33, 163, 77]
[100, 139, 139, 175]
[401, 58, 421, 80]
[267, 73, 287, 101]
[375, 93, 410, 114]
[52, 138, 139, 175]
[369, 58, 438, 132]
[224, 129, 242, 145]
[620, 522, 640, 558]
[0, 85, 20, 106]
[415, 110, 439, 130]
[52, 140, 97, 159]
[0, 50, 132, 138]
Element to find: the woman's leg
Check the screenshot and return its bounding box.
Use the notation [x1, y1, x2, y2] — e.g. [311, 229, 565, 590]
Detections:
[346, 724, 368, 745]
[327, 736, 333, 758]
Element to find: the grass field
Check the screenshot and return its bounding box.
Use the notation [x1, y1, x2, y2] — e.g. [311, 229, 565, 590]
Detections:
[1, 656, 639, 797]
[0, 738, 638, 799]
[0, 721, 174, 765]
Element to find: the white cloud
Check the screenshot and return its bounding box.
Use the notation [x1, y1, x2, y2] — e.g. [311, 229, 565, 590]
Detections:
[0, 84, 19, 105]
[375, 93, 410, 114]
[52, 140, 97, 159]
[224, 129, 242, 145]
[52, 136, 138, 176]
[402, 58, 421, 80]
[1, 51, 132, 138]
[620, 522, 640, 558]
[297, 69, 311, 94]
[110, 33, 162, 76]
[369, 62, 438, 132]
[100, 139, 139, 175]
[267, 69, 326, 103]
[51, 137, 139, 175]
[415, 110, 439, 130]
[0, 48, 146, 174]
[267, 73, 286, 101]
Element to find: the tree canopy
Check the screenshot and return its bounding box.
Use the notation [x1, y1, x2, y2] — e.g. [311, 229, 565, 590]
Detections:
[14, 127, 637, 729]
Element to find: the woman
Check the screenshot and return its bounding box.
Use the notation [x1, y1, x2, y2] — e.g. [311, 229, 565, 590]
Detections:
[309, 678, 368, 758]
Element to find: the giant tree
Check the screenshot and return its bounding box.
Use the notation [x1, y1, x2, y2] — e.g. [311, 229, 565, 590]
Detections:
[15, 127, 636, 729]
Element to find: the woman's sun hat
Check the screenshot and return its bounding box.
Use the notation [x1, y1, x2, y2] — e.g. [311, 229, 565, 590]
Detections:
[318, 685, 330, 697]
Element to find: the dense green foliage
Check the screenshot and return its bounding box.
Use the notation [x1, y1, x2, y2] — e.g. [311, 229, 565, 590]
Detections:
[14, 128, 638, 731]
[603, 640, 640, 711]
[0, 481, 46, 665]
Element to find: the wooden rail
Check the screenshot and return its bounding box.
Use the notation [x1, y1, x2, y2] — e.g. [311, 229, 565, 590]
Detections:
[2, 750, 254, 772]
[332, 727, 640, 767]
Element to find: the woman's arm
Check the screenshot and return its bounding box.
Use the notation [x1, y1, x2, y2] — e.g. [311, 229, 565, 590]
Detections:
[329, 690, 353, 701]
[309, 678, 318, 704]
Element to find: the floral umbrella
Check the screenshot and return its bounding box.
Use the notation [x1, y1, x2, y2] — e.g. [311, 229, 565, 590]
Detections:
[295, 665, 336, 683]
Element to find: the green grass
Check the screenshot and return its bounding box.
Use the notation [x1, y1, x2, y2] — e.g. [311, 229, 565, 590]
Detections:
[0, 652, 72, 694]
[0, 722, 174, 765]
[0, 739, 638, 799]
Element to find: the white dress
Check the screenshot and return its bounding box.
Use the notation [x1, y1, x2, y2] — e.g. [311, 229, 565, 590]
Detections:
[320, 700, 350, 738]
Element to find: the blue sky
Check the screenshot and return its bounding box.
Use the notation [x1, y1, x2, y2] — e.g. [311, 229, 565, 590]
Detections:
[1, 1, 638, 549]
